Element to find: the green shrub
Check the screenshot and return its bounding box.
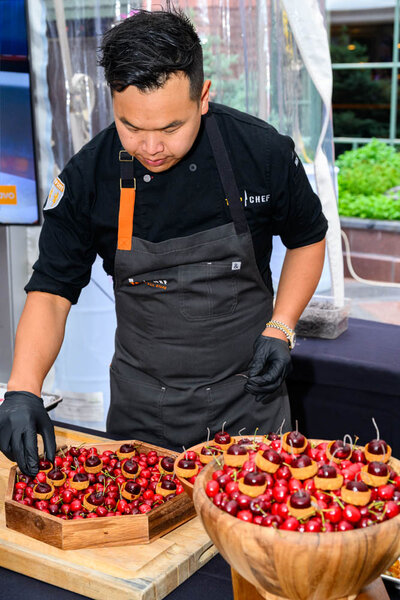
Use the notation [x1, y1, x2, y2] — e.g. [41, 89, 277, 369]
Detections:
[336, 140, 400, 220]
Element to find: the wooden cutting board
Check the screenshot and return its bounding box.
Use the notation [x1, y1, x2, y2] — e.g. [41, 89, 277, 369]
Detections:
[0, 426, 217, 600]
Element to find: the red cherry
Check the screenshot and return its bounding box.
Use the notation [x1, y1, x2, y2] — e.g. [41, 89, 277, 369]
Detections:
[393, 475, 400, 491]
[277, 503, 289, 519]
[378, 484, 395, 501]
[70, 499, 82, 512]
[261, 514, 282, 528]
[237, 494, 251, 510]
[326, 505, 342, 524]
[272, 486, 288, 503]
[212, 469, 224, 481]
[343, 504, 361, 524]
[276, 465, 291, 480]
[225, 481, 239, 496]
[305, 519, 322, 533]
[323, 522, 335, 532]
[62, 489, 74, 504]
[385, 501, 399, 520]
[337, 520, 354, 531]
[237, 510, 253, 522]
[96, 506, 108, 517]
[36, 472, 47, 483]
[304, 478, 316, 493]
[224, 500, 239, 516]
[351, 449, 366, 464]
[280, 517, 299, 531]
[139, 504, 152, 514]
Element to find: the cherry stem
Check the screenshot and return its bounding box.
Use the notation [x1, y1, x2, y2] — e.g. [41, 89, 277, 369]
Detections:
[343, 434, 353, 448]
[253, 427, 259, 443]
[238, 427, 246, 437]
[206, 428, 210, 444]
[372, 417, 380, 441]
[277, 418, 286, 437]
[222, 421, 226, 434]
[295, 420, 298, 434]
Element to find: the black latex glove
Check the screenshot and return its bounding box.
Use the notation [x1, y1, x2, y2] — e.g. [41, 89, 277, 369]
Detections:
[245, 335, 292, 399]
[0, 391, 56, 476]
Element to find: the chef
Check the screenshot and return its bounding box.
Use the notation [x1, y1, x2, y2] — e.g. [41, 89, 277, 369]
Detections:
[0, 8, 327, 476]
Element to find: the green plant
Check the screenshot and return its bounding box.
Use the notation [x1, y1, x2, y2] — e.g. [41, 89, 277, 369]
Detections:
[337, 140, 400, 220]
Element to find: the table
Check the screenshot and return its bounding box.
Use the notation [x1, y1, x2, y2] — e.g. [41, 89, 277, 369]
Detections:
[287, 318, 400, 457]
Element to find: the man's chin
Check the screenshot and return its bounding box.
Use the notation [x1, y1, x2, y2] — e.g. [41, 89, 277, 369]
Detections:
[137, 156, 179, 173]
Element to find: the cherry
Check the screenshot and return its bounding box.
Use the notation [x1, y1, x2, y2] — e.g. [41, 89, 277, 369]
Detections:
[125, 481, 141, 495]
[291, 455, 312, 469]
[236, 510, 253, 522]
[317, 465, 337, 479]
[214, 431, 231, 445]
[224, 500, 239, 516]
[343, 504, 361, 523]
[161, 480, 176, 491]
[276, 465, 291, 480]
[305, 519, 322, 533]
[177, 459, 196, 470]
[385, 501, 399, 519]
[249, 498, 271, 515]
[280, 517, 299, 531]
[290, 490, 311, 509]
[201, 446, 221, 456]
[261, 514, 282, 528]
[87, 492, 105, 506]
[70, 499, 83, 512]
[262, 449, 282, 465]
[36, 472, 47, 483]
[337, 520, 354, 531]
[225, 481, 239, 496]
[227, 444, 247, 456]
[367, 462, 389, 476]
[119, 443, 136, 454]
[237, 494, 251, 509]
[47, 469, 64, 481]
[243, 472, 266, 487]
[330, 440, 351, 459]
[367, 439, 388, 455]
[272, 486, 288, 503]
[286, 431, 306, 448]
[266, 432, 279, 441]
[345, 480, 369, 492]
[38, 459, 52, 471]
[123, 460, 139, 474]
[72, 472, 89, 482]
[48, 504, 60, 516]
[378, 484, 395, 501]
[326, 505, 342, 524]
[288, 478, 303, 493]
[351, 449, 366, 464]
[35, 483, 52, 494]
[85, 455, 101, 467]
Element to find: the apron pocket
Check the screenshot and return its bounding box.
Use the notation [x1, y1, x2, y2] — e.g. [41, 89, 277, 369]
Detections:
[207, 375, 291, 438]
[161, 386, 212, 451]
[107, 366, 165, 446]
[179, 262, 238, 321]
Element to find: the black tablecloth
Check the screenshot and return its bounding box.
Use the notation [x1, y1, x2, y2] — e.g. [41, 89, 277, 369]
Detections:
[287, 318, 400, 456]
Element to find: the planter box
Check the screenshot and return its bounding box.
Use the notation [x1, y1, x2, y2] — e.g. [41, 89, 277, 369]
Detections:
[340, 217, 400, 283]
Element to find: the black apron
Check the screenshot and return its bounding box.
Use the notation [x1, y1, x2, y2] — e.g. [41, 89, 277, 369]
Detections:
[107, 113, 291, 450]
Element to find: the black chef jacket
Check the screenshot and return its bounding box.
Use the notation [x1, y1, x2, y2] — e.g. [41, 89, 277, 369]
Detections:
[25, 103, 328, 304]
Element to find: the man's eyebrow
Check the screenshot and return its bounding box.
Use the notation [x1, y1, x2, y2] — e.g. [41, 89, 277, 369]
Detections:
[120, 117, 185, 130]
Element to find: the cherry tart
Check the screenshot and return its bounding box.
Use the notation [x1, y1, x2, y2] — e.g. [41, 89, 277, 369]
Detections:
[213, 430, 233, 452]
[83, 492, 105, 512]
[70, 472, 90, 490]
[33, 482, 54, 500]
[121, 459, 141, 479]
[341, 480, 371, 506]
[121, 480, 141, 501]
[255, 448, 282, 474]
[360, 461, 390, 487]
[223, 443, 249, 468]
[326, 440, 352, 463]
[282, 430, 307, 454]
[199, 445, 223, 465]
[314, 465, 343, 490]
[116, 443, 138, 461]
[364, 439, 392, 463]
[46, 468, 66, 487]
[287, 490, 316, 520]
[174, 458, 199, 479]
[158, 456, 175, 475]
[156, 480, 177, 497]
[84, 455, 103, 474]
[238, 472, 267, 497]
[38, 459, 53, 474]
[289, 455, 318, 480]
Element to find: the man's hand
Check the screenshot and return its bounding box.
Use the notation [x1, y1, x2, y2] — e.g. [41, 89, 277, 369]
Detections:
[0, 391, 56, 476]
[245, 335, 292, 399]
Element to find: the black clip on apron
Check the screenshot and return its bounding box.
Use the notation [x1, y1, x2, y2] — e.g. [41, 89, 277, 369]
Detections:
[108, 114, 291, 450]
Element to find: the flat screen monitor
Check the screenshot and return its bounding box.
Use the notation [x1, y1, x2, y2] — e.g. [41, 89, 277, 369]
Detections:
[0, 0, 40, 225]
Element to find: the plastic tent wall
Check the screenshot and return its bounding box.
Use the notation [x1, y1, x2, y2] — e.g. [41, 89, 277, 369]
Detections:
[27, 0, 343, 428]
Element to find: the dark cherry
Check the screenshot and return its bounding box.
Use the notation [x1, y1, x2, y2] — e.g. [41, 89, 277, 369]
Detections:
[47, 468, 64, 481]
[266, 433, 279, 441]
[330, 440, 351, 459]
[238, 437, 253, 445]
[214, 431, 231, 445]
[69, 447, 80, 457]
[85, 455, 101, 467]
[35, 483, 52, 494]
[317, 465, 337, 479]
[290, 490, 311, 509]
[224, 500, 239, 516]
[286, 431, 305, 448]
[38, 459, 52, 470]
[87, 492, 105, 506]
[367, 462, 389, 476]
[367, 439, 388, 455]
[227, 444, 247, 456]
[123, 460, 139, 474]
[73, 472, 89, 482]
[160, 457, 175, 471]
[48, 504, 59, 515]
[177, 459, 196, 470]
[291, 455, 312, 469]
[125, 481, 141, 494]
[119, 443, 136, 454]
[262, 449, 282, 465]
[243, 471, 266, 486]
[201, 446, 221, 456]
[161, 480, 177, 491]
[346, 480, 369, 492]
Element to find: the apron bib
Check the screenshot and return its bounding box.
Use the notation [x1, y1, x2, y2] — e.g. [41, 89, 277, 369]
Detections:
[107, 113, 291, 450]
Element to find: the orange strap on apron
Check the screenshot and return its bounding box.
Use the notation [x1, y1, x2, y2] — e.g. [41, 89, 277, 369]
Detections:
[118, 150, 136, 251]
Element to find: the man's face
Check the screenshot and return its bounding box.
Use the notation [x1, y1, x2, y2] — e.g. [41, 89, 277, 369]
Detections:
[113, 73, 211, 173]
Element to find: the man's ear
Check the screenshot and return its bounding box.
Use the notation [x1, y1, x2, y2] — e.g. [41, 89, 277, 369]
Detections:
[200, 79, 211, 115]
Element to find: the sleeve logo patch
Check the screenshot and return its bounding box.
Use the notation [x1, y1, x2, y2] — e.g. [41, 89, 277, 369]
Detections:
[44, 177, 65, 210]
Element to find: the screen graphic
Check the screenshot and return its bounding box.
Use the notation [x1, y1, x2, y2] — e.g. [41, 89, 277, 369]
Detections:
[0, 0, 40, 224]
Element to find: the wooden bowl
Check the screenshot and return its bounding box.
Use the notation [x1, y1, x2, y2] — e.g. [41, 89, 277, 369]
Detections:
[193, 447, 400, 600]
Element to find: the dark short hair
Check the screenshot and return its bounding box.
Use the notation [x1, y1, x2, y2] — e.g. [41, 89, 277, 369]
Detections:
[98, 8, 204, 101]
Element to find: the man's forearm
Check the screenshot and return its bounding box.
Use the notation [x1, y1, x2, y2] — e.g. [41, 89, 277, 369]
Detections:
[262, 239, 326, 340]
[7, 291, 71, 396]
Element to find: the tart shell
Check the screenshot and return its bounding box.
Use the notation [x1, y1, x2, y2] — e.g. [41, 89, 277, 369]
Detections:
[326, 441, 352, 464]
[174, 464, 199, 479]
[282, 432, 307, 455]
[255, 451, 280, 474]
[287, 499, 316, 520]
[33, 483, 55, 501]
[289, 461, 318, 481]
[238, 480, 267, 498]
[121, 463, 141, 479]
[314, 473, 343, 491]
[341, 487, 371, 506]
[70, 477, 90, 490]
[360, 465, 389, 487]
[364, 444, 392, 464]
[46, 472, 66, 487]
[224, 451, 248, 468]
[156, 482, 177, 497]
[83, 493, 103, 512]
[121, 483, 140, 501]
[84, 459, 104, 474]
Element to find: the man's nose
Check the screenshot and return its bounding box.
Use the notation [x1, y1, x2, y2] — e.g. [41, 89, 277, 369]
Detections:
[142, 133, 164, 155]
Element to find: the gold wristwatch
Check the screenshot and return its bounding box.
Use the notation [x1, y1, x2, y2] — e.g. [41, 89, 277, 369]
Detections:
[265, 320, 296, 350]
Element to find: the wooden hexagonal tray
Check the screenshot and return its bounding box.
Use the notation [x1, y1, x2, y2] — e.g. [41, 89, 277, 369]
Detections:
[5, 440, 195, 550]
